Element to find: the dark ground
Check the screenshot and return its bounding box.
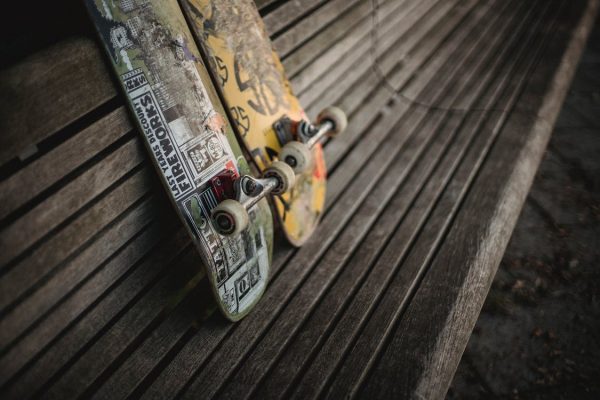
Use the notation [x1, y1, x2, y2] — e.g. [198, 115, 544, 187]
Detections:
[447, 16, 600, 400]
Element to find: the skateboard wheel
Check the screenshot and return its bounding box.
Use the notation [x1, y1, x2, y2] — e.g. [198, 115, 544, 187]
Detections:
[211, 199, 249, 236]
[280, 141, 313, 174]
[317, 106, 347, 137]
[264, 160, 295, 195]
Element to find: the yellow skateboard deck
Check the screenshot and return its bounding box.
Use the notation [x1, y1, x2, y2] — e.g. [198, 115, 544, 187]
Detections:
[182, 0, 326, 246]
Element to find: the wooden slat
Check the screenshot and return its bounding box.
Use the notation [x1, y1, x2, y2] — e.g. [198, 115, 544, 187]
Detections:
[291, 0, 425, 96]
[294, 0, 418, 108]
[304, 0, 452, 117]
[272, 0, 363, 57]
[263, 0, 329, 36]
[2, 228, 190, 399]
[42, 249, 204, 400]
[283, 0, 376, 79]
[324, 0, 481, 195]
[86, 282, 213, 400]
[0, 166, 155, 325]
[0, 138, 145, 268]
[0, 166, 154, 313]
[0, 37, 116, 166]
[307, 0, 469, 174]
[0, 107, 132, 222]
[255, 0, 279, 12]
[0, 194, 160, 351]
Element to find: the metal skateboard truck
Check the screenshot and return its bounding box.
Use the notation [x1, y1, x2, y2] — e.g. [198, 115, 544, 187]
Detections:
[211, 161, 295, 236]
[211, 105, 347, 237]
[279, 106, 348, 174]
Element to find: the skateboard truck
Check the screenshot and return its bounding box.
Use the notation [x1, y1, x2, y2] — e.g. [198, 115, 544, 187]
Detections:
[280, 106, 348, 174]
[211, 161, 295, 236]
[212, 107, 345, 235]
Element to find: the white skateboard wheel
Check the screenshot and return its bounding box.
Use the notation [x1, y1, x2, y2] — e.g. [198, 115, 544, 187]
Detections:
[211, 199, 249, 236]
[280, 141, 313, 174]
[317, 106, 347, 137]
[264, 160, 295, 195]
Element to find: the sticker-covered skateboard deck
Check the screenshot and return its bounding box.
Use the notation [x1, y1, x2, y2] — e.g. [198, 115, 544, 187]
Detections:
[181, 0, 326, 247]
[85, 0, 273, 321]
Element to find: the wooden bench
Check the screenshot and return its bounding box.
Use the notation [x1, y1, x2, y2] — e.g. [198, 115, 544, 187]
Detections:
[0, 0, 596, 398]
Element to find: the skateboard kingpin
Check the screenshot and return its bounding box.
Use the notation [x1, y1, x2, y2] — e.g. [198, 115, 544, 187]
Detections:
[181, 0, 347, 246]
[85, 0, 295, 320]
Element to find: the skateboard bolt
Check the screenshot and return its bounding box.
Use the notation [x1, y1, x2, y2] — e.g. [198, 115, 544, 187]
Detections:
[214, 212, 234, 234]
[245, 179, 257, 193]
[284, 155, 297, 167]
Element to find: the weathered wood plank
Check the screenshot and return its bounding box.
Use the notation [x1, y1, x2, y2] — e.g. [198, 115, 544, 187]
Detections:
[0, 166, 155, 313]
[273, 0, 363, 57]
[88, 283, 214, 400]
[290, 0, 422, 95]
[42, 247, 203, 400]
[0, 138, 145, 268]
[263, 0, 329, 36]
[2, 229, 190, 400]
[306, 0, 474, 177]
[283, 0, 375, 79]
[0, 195, 160, 350]
[255, 0, 279, 12]
[322, 0, 482, 180]
[0, 38, 116, 166]
[304, 0, 454, 117]
[294, 0, 420, 105]
[0, 107, 132, 222]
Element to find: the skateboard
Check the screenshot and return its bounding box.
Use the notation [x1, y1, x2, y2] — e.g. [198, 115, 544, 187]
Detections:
[181, 0, 347, 246]
[84, 0, 295, 320]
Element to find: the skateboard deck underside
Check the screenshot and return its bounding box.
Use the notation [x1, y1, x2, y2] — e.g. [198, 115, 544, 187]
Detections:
[182, 0, 327, 247]
[85, 0, 273, 321]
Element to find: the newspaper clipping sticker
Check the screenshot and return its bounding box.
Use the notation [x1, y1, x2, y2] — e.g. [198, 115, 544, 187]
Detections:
[123, 69, 194, 200]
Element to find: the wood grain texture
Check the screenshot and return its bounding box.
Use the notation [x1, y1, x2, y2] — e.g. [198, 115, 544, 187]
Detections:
[2, 228, 190, 400]
[0, 166, 156, 313]
[0, 107, 133, 221]
[0, 0, 595, 399]
[0, 37, 116, 166]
